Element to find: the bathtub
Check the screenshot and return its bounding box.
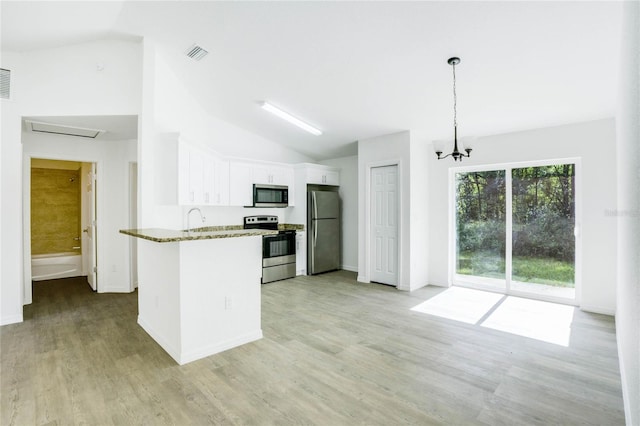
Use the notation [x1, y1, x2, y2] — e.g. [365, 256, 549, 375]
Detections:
[31, 252, 83, 281]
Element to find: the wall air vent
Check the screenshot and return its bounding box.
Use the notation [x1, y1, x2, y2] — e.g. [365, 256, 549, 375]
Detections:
[25, 120, 105, 138]
[186, 44, 208, 61]
[1, 68, 10, 99]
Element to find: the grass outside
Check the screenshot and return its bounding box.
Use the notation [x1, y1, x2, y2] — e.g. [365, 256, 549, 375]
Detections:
[457, 251, 575, 288]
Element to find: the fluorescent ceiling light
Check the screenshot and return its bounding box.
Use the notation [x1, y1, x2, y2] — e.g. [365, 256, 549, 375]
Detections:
[260, 102, 322, 136]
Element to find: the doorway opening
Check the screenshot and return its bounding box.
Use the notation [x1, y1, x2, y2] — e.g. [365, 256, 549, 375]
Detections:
[29, 158, 98, 295]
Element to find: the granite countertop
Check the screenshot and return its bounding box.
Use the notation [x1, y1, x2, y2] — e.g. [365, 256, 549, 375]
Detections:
[120, 223, 304, 243]
[278, 223, 305, 231]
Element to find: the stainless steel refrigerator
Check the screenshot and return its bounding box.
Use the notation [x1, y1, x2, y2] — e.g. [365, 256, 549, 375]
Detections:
[308, 190, 340, 274]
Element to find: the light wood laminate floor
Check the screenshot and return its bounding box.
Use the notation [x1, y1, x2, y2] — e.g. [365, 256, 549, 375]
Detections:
[1, 271, 625, 425]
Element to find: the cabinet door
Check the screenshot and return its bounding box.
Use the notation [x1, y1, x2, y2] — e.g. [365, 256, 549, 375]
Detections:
[177, 142, 191, 205]
[213, 158, 230, 206]
[324, 170, 340, 186]
[306, 168, 324, 185]
[229, 161, 253, 206]
[296, 231, 306, 275]
[202, 153, 214, 205]
[306, 167, 339, 185]
[270, 165, 294, 187]
[188, 147, 205, 205]
[251, 165, 271, 185]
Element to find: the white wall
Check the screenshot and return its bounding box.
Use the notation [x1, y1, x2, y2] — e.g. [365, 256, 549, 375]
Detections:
[358, 131, 429, 291]
[428, 119, 618, 314]
[321, 155, 358, 272]
[16, 40, 142, 116]
[1, 40, 142, 324]
[615, 2, 640, 424]
[140, 44, 313, 231]
[409, 137, 430, 288]
[1, 53, 24, 325]
[23, 133, 137, 296]
[358, 132, 410, 288]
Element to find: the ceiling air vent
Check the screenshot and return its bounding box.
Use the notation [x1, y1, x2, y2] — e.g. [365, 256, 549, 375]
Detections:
[25, 120, 105, 138]
[1, 68, 10, 100]
[186, 44, 208, 61]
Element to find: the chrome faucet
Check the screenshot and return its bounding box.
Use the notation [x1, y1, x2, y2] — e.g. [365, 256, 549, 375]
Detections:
[186, 207, 206, 233]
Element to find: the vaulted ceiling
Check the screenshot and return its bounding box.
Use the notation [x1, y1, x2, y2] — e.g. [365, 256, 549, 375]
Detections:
[1, 1, 623, 160]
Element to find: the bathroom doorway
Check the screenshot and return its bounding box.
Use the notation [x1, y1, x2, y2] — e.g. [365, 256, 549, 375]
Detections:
[29, 158, 98, 292]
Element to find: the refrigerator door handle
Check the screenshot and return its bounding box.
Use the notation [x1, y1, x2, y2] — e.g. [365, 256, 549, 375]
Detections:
[312, 192, 318, 247]
[313, 221, 318, 247]
[312, 192, 318, 222]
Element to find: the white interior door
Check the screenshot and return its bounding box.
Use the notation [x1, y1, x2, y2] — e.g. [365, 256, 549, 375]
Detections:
[82, 163, 97, 291]
[370, 165, 398, 286]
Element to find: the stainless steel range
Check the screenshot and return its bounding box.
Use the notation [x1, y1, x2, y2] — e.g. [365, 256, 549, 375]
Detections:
[244, 215, 296, 284]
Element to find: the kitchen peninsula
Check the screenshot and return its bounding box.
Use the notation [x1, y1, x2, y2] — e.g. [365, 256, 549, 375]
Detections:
[120, 227, 277, 365]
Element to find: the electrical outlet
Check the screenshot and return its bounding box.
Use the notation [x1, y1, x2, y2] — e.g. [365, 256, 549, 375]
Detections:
[225, 296, 233, 310]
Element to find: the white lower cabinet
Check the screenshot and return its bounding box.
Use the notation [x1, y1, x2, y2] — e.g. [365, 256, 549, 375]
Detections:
[296, 231, 306, 276]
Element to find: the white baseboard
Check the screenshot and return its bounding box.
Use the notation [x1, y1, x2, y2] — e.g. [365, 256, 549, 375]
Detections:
[99, 286, 134, 293]
[341, 264, 358, 273]
[580, 304, 616, 316]
[137, 315, 181, 363]
[1, 314, 23, 326]
[616, 328, 633, 426]
[139, 315, 263, 366]
[408, 282, 429, 292]
[180, 330, 263, 365]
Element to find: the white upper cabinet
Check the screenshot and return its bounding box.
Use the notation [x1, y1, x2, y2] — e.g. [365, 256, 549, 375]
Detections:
[157, 135, 334, 209]
[156, 134, 230, 206]
[213, 158, 230, 206]
[228, 160, 296, 207]
[228, 161, 254, 206]
[251, 164, 294, 187]
[302, 164, 340, 186]
[187, 146, 205, 205]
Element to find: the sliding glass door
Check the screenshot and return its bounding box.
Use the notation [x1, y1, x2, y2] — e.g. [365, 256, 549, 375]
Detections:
[455, 170, 506, 292]
[454, 160, 578, 303]
[511, 165, 576, 299]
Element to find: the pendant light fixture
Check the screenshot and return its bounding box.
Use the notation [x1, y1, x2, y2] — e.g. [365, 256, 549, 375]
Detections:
[435, 57, 471, 161]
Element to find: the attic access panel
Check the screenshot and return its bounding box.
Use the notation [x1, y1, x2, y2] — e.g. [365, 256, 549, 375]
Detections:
[25, 120, 105, 138]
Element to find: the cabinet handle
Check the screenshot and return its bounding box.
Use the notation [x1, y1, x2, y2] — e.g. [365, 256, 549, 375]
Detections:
[190, 191, 194, 202]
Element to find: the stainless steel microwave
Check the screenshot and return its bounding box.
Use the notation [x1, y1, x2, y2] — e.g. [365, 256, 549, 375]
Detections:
[253, 184, 289, 207]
